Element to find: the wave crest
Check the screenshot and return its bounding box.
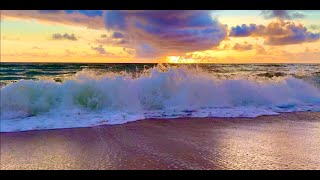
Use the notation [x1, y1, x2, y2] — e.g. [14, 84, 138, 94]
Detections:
[1, 65, 320, 132]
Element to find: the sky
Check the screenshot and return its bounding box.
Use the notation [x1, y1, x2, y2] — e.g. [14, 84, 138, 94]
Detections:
[1, 10, 320, 63]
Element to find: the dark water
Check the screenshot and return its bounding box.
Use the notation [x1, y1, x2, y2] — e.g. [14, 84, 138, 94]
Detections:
[1, 63, 320, 87]
[0, 63, 153, 86]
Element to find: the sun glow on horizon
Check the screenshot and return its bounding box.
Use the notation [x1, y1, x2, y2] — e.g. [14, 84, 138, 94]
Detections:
[167, 56, 199, 63]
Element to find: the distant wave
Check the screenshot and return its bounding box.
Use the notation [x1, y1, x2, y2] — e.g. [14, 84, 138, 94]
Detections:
[1, 65, 320, 132]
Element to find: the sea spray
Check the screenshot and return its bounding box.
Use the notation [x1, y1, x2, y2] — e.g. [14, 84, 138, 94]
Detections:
[1, 64, 320, 132]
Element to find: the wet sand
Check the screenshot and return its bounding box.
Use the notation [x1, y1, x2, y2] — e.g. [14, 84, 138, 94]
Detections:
[1, 112, 320, 170]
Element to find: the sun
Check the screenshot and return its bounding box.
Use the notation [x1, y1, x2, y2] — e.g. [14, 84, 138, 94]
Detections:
[166, 56, 196, 63]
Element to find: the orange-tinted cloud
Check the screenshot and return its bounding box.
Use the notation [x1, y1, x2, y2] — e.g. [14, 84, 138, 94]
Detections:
[232, 42, 254, 51]
[230, 19, 320, 45]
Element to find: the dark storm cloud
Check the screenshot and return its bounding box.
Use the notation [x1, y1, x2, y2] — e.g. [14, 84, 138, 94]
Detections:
[112, 32, 125, 39]
[104, 10, 228, 56]
[229, 24, 265, 37]
[52, 33, 78, 41]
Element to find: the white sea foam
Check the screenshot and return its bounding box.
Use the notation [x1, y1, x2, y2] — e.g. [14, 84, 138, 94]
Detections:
[1, 65, 320, 132]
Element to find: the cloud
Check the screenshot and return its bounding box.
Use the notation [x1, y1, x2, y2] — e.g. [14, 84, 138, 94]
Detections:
[105, 11, 127, 30]
[220, 43, 231, 50]
[255, 45, 267, 54]
[52, 33, 78, 41]
[136, 43, 164, 58]
[229, 24, 265, 37]
[264, 20, 320, 45]
[100, 34, 107, 38]
[91, 45, 107, 55]
[104, 10, 228, 57]
[38, 10, 63, 14]
[64, 10, 103, 17]
[232, 42, 254, 51]
[112, 32, 125, 39]
[261, 10, 305, 20]
[215, 42, 266, 53]
[212, 43, 232, 51]
[123, 47, 135, 55]
[3, 10, 228, 58]
[96, 32, 130, 46]
[309, 24, 320, 31]
[230, 20, 320, 45]
[1, 10, 105, 29]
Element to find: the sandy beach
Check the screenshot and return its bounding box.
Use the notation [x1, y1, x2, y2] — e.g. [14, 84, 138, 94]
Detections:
[1, 112, 320, 170]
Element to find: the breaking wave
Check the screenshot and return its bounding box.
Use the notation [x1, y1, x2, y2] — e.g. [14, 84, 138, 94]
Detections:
[1, 64, 320, 132]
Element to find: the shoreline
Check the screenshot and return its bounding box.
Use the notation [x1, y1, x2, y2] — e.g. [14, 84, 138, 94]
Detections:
[1, 111, 318, 134]
[1, 112, 320, 170]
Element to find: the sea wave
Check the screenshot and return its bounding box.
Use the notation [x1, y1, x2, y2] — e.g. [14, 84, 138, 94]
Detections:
[1, 65, 320, 132]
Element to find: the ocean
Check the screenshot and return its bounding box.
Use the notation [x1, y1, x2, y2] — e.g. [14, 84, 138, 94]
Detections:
[1, 63, 320, 132]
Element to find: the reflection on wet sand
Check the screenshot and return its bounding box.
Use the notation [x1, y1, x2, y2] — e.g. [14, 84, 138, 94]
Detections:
[1, 112, 320, 170]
